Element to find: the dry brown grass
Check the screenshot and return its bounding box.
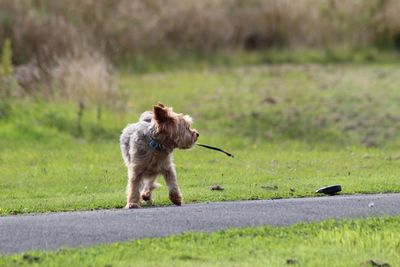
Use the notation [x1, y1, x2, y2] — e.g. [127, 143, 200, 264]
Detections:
[11, 46, 119, 114]
[0, 0, 118, 107]
[1, 0, 400, 64]
[1, 0, 400, 104]
[50, 51, 117, 108]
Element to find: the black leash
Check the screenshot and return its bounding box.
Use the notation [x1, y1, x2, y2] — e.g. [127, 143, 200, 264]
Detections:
[196, 144, 234, 158]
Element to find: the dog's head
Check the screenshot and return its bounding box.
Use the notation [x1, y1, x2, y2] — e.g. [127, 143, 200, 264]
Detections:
[153, 102, 199, 149]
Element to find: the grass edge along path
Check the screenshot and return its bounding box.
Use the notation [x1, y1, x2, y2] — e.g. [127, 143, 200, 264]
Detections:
[0, 216, 399, 267]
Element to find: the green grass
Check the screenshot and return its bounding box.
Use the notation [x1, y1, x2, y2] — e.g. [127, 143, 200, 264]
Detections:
[1, 64, 400, 215]
[1, 217, 399, 267]
[1, 140, 400, 215]
[119, 48, 400, 73]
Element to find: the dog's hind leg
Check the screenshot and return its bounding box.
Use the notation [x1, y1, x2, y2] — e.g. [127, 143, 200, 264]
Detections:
[125, 166, 141, 209]
[162, 167, 183, 206]
[140, 177, 161, 206]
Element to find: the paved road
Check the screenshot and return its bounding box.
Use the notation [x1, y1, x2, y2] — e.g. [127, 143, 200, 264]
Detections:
[1, 193, 399, 254]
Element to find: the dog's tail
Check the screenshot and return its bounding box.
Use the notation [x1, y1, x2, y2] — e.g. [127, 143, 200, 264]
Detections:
[139, 111, 153, 123]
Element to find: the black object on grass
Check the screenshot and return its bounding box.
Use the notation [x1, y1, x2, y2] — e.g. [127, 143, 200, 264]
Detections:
[315, 184, 342, 195]
[210, 184, 224, 191]
[196, 144, 234, 158]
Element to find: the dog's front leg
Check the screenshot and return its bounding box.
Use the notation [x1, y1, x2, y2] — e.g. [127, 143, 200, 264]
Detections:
[125, 166, 141, 209]
[163, 167, 183, 206]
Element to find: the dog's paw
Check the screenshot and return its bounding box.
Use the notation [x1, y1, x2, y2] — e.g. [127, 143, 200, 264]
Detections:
[169, 191, 183, 206]
[141, 191, 152, 202]
[125, 203, 140, 209]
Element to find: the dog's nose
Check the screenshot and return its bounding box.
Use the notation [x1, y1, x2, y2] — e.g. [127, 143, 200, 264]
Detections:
[196, 132, 199, 137]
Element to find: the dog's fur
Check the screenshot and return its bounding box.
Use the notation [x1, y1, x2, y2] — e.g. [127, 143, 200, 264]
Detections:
[120, 103, 199, 208]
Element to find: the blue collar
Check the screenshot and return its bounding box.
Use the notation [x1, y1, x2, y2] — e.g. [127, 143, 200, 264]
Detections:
[148, 138, 165, 151]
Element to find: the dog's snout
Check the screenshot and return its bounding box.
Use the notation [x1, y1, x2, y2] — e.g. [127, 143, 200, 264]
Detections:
[196, 132, 199, 137]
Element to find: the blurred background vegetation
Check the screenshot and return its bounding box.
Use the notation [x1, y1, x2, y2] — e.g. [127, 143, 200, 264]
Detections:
[1, 0, 400, 147]
[2, 0, 400, 64]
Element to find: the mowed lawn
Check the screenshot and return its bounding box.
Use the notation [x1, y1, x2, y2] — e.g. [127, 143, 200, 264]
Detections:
[1, 141, 400, 215]
[1, 217, 399, 267]
[1, 64, 400, 215]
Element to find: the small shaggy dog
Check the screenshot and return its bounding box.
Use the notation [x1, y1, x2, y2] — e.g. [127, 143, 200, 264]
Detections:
[120, 103, 199, 208]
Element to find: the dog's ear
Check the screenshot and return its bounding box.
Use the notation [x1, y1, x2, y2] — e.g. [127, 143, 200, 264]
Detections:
[153, 105, 170, 123]
[156, 102, 165, 108]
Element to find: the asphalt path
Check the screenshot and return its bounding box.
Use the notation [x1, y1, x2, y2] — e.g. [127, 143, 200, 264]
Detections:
[1, 193, 399, 254]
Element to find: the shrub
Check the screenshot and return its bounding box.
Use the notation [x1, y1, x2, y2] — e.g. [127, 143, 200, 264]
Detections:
[0, 38, 15, 98]
[1, 0, 400, 65]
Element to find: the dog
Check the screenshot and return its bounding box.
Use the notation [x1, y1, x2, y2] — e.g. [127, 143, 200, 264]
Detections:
[120, 103, 199, 208]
